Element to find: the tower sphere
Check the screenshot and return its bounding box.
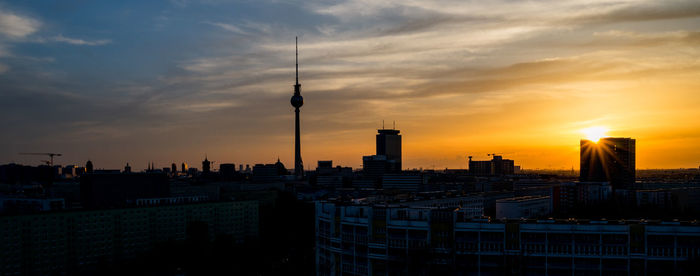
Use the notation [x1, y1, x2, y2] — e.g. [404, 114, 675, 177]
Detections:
[291, 94, 303, 108]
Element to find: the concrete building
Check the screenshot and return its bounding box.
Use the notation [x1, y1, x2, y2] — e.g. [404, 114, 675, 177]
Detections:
[316, 201, 700, 276]
[0, 197, 65, 214]
[495, 196, 551, 219]
[0, 200, 258, 275]
[80, 172, 170, 209]
[381, 174, 426, 191]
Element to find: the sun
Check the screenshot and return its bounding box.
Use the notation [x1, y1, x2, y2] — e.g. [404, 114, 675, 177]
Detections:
[581, 126, 608, 142]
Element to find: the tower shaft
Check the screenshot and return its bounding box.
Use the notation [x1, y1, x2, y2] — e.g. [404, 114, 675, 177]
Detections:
[290, 37, 304, 179]
[295, 107, 302, 177]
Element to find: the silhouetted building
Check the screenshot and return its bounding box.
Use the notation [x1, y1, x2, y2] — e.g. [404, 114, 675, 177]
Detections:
[219, 163, 236, 180]
[80, 172, 169, 209]
[202, 156, 211, 174]
[274, 158, 288, 175]
[291, 37, 304, 179]
[253, 164, 280, 182]
[363, 155, 388, 179]
[124, 163, 132, 173]
[580, 137, 636, 188]
[317, 160, 332, 169]
[171, 163, 177, 174]
[181, 162, 188, 173]
[376, 128, 401, 172]
[85, 160, 94, 173]
[62, 165, 76, 178]
[187, 167, 198, 175]
[469, 155, 515, 176]
[381, 173, 425, 191]
[315, 161, 353, 188]
[0, 164, 55, 185]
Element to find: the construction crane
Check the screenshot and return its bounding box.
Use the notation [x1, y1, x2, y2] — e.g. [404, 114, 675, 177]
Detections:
[19, 153, 63, 166]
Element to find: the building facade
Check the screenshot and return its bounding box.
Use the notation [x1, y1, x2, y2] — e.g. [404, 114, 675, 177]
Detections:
[495, 196, 551, 219]
[316, 201, 700, 276]
[0, 201, 258, 275]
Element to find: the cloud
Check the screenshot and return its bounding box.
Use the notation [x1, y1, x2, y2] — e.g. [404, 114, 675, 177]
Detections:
[0, 10, 40, 38]
[52, 34, 111, 46]
[0, 62, 8, 74]
[205, 21, 248, 35]
[572, 0, 700, 24]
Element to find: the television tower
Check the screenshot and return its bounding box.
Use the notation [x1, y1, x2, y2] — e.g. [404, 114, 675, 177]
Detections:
[290, 37, 304, 179]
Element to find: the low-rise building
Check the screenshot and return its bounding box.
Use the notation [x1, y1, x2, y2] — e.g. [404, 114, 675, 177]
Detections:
[495, 196, 551, 219]
[0, 200, 258, 275]
[316, 201, 700, 275]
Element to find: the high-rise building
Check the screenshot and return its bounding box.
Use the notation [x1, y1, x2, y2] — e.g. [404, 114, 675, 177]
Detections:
[181, 162, 188, 173]
[580, 137, 636, 188]
[171, 163, 177, 174]
[290, 37, 304, 179]
[376, 128, 402, 172]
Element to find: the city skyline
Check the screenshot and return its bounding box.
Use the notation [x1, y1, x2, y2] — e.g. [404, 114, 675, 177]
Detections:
[2, 0, 700, 170]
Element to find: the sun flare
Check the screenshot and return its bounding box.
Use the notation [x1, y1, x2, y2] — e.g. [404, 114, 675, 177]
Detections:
[581, 126, 608, 142]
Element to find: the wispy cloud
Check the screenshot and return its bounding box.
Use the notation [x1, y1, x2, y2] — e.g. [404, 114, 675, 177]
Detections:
[205, 21, 248, 35]
[51, 34, 111, 46]
[0, 9, 40, 38]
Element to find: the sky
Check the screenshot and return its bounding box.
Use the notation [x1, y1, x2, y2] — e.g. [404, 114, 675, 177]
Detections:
[1, 0, 699, 171]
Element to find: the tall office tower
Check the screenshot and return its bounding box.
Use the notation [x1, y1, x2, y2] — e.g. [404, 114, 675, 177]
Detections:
[376, 128, 402, 172]
[124, 163, 132, 173]
[171, 163, 177, 174]
[181, 162, 188, 174]
[290, 37, 304, 179]
[580, 137, 636, 189]
[202, 156, 211, 174]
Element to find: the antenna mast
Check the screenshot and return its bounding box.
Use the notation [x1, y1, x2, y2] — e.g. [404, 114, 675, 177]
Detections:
[295, 36, 298, 85]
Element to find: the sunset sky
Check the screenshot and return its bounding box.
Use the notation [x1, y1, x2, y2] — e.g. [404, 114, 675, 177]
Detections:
[1, 0, 699, 170]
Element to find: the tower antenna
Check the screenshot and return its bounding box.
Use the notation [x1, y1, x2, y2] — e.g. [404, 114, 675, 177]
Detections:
[382, 120, 385, 129]
[295, 36, 298, 85]
[393, 120, 395, 129]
